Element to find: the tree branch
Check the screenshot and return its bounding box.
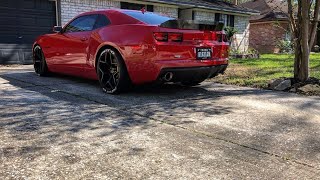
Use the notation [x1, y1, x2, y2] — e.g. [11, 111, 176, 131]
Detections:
[309, 0, 320, 47]
[288, 0, 297, 38]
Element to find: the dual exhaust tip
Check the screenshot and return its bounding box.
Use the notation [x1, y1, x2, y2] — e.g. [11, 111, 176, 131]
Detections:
[162, 72, 173, 82]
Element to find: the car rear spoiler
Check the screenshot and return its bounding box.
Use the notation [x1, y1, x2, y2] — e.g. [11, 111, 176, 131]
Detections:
[159, 19, 225, 31]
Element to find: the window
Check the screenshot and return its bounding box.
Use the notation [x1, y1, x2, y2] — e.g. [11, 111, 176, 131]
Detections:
[192, 11, 195, 20]
[122, 11, 173, 25]
[121, 2, 153, 12]
[215, 13, 234, 27]
[64, 15, 97, 33]
[221, 14, 228, 26]
[215, 13, 221, 22]
[94, 15, 111, 29]
[227, 15, 235, 27]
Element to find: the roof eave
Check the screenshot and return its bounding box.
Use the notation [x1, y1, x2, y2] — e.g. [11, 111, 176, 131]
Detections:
[250, 18, 289, 23]
[146, 0, 260, 16]
[194, 5, 260, 16]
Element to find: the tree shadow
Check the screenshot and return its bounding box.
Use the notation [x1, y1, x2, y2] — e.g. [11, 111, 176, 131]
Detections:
[0, 71, 234, 160]
[1, 70, 320, 175]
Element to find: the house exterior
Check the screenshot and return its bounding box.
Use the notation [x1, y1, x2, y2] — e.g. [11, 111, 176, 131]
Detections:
[240, 0, 290, 54]
[241, 0, 320, 53]
[0, 0, 257, 64]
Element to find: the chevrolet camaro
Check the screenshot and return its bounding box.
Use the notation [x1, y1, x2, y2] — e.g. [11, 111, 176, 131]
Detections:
[33, 9, 229, 94]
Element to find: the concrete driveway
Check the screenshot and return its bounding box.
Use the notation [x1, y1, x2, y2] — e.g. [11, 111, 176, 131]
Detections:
[1, 65, 320, 179]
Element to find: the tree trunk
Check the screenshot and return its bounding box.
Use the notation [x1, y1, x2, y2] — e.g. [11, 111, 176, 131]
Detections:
[294, 39, 301, 79]
[289, 0, 320, 82]
[294, 0, 310, 82]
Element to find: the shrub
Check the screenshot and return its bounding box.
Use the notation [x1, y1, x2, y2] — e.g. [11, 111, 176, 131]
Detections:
[314, 45, 320, 52]
[224, 26, 238, 42]
[276, 40, 293, 54]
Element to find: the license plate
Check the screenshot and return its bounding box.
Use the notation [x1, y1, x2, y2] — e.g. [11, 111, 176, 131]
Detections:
[196, 48, 212, 60]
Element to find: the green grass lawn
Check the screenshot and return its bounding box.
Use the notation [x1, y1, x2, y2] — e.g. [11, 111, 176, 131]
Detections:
[213, 54, 320, 88]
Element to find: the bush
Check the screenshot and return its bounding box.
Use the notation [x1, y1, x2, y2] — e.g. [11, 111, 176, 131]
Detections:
[276, 40, 293, 54]
[224, 26, 238, 42]
[314, 45, 320, 52]
[229, 47, 259, 56]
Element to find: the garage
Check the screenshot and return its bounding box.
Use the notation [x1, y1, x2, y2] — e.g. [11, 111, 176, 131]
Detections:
[0, 0, 57, 64]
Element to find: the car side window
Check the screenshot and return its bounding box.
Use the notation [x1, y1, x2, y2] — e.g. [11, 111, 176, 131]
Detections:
[64, 15, 98, 33]
[93, 15, 111, 30]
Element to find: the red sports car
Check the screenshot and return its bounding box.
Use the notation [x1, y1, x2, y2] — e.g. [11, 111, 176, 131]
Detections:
[33, 9, 229, 94]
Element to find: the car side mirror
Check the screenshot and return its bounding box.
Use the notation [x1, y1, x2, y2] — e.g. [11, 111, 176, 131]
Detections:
[53, 26, 63, 33]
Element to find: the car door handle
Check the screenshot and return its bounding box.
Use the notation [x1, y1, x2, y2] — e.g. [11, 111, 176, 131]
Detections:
[80, 37, 88, 41]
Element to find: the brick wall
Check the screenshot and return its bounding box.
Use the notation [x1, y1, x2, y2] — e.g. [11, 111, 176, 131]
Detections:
[234, 16, 249, 33]
[61, 0, 120, 25]
[154, 6, 178, 18]
[193, 11, 215, 22]
[60, 0, 178, 25]
[249, 21, 288, 53]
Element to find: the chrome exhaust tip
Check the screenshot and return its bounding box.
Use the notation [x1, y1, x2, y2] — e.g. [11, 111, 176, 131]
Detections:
[163, 72, 174, 82]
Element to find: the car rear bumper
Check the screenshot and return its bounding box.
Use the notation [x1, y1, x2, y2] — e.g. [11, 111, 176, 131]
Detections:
[158, 64, 228, 82]
[126, 58, 228, 84]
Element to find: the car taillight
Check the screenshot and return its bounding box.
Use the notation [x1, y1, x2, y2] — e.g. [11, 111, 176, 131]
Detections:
[169, 33, 183, 42]
[153, 32, 168, 42]
[211, 32, 228, 42]
[153, 32, 183, 42]
[219, 45, 229, 58]
[216, 34, 228, 42]
[217, 34, 223, 42]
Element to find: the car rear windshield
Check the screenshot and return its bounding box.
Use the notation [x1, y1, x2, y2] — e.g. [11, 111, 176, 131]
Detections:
[122, 11, 174, 25]
[160, 20, 225, 31]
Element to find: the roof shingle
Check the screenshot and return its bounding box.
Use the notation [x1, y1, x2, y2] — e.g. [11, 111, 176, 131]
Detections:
[240, 0, 288, 22]
[148, 0, 259, 15]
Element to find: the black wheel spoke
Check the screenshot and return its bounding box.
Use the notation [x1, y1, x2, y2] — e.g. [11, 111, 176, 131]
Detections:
[98, 68, 105, 82]
[109, 52, 113, 62]
[107, 81, 114, 90]
[100, 53, 107, 64]
[111, 74, 117, 85]
[98, 67, 104, 75]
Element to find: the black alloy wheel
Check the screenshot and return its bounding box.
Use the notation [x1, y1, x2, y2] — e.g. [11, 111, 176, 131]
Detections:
[33, 46, 49, 76]
[97, 48, 130, 94]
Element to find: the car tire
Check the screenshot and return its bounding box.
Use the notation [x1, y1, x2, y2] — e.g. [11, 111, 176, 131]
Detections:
[181, 79, 205, 87]
[97, 48, 130, 94]
[33, 46, 50, 76]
